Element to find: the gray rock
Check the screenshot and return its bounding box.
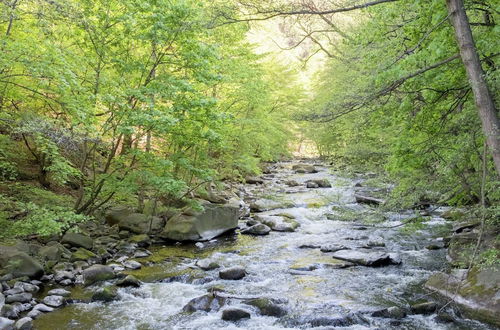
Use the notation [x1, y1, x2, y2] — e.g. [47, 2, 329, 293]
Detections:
[54, 271, 75, 283]
[105, 207, 165, 234]
[42, 296, 65, 308]
[0, 317, 14, 330]
[243, 298, 286, 317]
[245, 219, 259, 227]
[5, 294, 31, 304]
[47, 289, 70, 297]
[116, 275, 141, 288]
[1, 304, 18, 319]
[245, 177, 264, 184]
[410, 301, 437, 314]
[82, 265, 115, 286]
[161, 201, 240, 241]
[354, 194, 385, 205]
[221, 308, 251, 321]
[320, 244, 348, 253]
[241, 224, 271, 236]
[250, 199, 294, 212]
[13, 283, 38, 294]
[0, 247, 44, 279]
[306, 181, 319, 188]
[128, 234, 151, 247]
[331, 250, 400, 267]
[292, 164, 317, 173]
[122, 260, 141, 270]
[61, 233, 93, 250]
[25, 310, 41, 320]
[255, 215, 299, 232]
[371, 306, 407, 319]
[219, 266, 246, 280]
[284, 180, 300, 187]
[305, 179, 331, 188]
[38, 243, 70, 263]
[195, 259, 220, 271]
[182, 293, 226, 313]
[14, 317, 32, 330]
[91, 286, 118, 302]
[33, 304, 53, 313]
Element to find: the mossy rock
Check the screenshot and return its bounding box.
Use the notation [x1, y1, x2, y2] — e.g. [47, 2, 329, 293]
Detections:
[70, 248, 97, 262]
[91, 286, 118, 302]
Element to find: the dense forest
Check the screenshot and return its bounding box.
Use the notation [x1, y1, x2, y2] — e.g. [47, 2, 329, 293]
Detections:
[0, 0, 498, 329]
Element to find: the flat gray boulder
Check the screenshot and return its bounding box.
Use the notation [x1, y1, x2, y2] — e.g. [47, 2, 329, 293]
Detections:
[161, 202, 240, 241]
[105, 207, 165, 234]
[82, 264, 115, 286]
[61, 233, 93, 250]
[0, 246, 44, 279]
[331, 249, 400, 267]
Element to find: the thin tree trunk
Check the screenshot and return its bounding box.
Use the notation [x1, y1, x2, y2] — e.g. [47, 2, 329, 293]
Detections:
[446, 0, 500, 176]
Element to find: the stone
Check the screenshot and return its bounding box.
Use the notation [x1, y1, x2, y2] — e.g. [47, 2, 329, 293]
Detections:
[0, 247, 44, 279]
[292, 164, 317, 173]
[47, 289, 70, 297]
[331, 250, 400, 267]
[61, 232, 93, 250]
[182, 293, 226, 313]
[240, 224, 271, 236]
[13, 283, 37, 293]
[250, 199, 294, 212]
[14, 317, 32, 330]
[305, 179, 331, 188]
[0, 317, 14, 330]
[54, 271, 75, 283]
[306, 181, 319, 188]
[425, 268, 500, 327]
[38, 243, 70, 263]
[221, 308, 251, 321]
[82, 265, 115, 286]
[219, 266, 246, 280]
[243, 298, 286, 317]
[371, 306, 407, 319]
[129, 234, 151, 247]
[5, 294, 31, 304]
[33, 304, 53, 313]
[42, 295, 66, 308]
[122, 260, 141, 270]
[116, 275, 141, 288]
[0, 305, 18, 319]
[410, 301, 437, 314]
[70, 248, 97, 262]
[284, 180, 300, 187]
[354, 194, 385, 205]
[255, 215, 299, 232]
[195, 259, 220, 271]
[26, 310, 41, 320]
[105, 207, 165, 234]
[245, 177, 264, 184]
[245, 219, 259, 226]
[161, 201, 240, 241]
[91, 286, 118, 302]
[320, 244, 348, 253]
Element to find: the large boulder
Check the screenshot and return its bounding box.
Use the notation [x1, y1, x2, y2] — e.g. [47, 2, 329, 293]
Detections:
[82, 264, 115, 286]
[160, 202, 240, 241]
[219, 266, 246, 280]
[331, 249, 400, 267]
[39, 242, 71, 263]
[425, 268, 500, 327]
[292, 164, 317, 173]
[105, 207, 165, 234]
[182, 293, 226, 313]
[0, 246, 44, 279]
[61, 233, 93, 250]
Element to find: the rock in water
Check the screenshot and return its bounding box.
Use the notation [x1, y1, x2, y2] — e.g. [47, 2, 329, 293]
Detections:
[196, 259, 220, 271]
[160, 201, 240, 241]
[182, 293, 226, 313]
[91, 286, 118, 302]
[250, 199, 294, 212]
[61, 233, 94, 250]
[0, 317, 14, 330]
[410, 301, 437, 314]
[15, 317, 32, 330]
[219, 266, 246, 280]
[82, 265, 115, 286]
[305, 179, 332, 188]
[240, 224, 271, 236]
[292, 164, 317, 173]
[243, 298, 287, 317]
[42, 295, 66, 308]
[221, 308, 251, 321]
[116, 275, 141, 287]
[331, 250, 400, 267]
[320, 244, 348, 253]
[354, 194, 385, 205]
[47, 289, 70, 297]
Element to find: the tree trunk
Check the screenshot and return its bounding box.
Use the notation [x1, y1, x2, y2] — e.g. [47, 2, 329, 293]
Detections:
[446, 0, 500, 176]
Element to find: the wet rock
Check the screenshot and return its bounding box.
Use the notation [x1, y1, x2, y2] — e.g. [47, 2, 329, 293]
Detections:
[1, 304, 18, 319]
[82, 265, 115, 286]
[0, 317, 14, 330]
[305, 179, 331, 188]
[284, 180, 300, 187]
[425, 268, 500, 327]
[255, 215, 299, 232]
[5, 294, 31, 304]
[410, 301, 437, 314]
[133, 249, 151, 258]
[25, 310, 41, 320]
[61, 233, 93, 250]
[91, 286, 118, 302]
[70, 248, 97, 262]
[47, 289, 70, 297]
[53, 271, 75, 284]
[219, 266, 246, 280]
[221, 308, 250, 321]
[245, 177, 263, 184]
[14, 317, 32, 330]
[122, 260, 141, 270]
[160, 201, 239, 241]
[105, 207, 165, 234]
[129, 234, 151, 247]
[331, 250, 400, 267]
[182, 293, 226, 313]
[371, 306, 407, 319]
[240, 224, 271, 236]
[13, 283, 37, 294]
[42, 295, 66, 308]
[244, 298, 286, 317]
[354, 194, 385, 205]
[425, 244, 443, 250]
[0, 247, 44, 279]
[32, 304, 53, 313]
[296, 315, 357, 327]
[116, 275, 141, 288]
[292, 164, 317, 174]
[245, 219, 259, 226]
[195, 259, 220, 271]
[320, 244, 348, 253]
[250, 199, 294, 212]
[38, 243, 70, 263]
[299, 244, 321, 249]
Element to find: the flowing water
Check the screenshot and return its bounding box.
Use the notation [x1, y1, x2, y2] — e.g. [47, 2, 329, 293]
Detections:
[34, 162, 493, 329]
